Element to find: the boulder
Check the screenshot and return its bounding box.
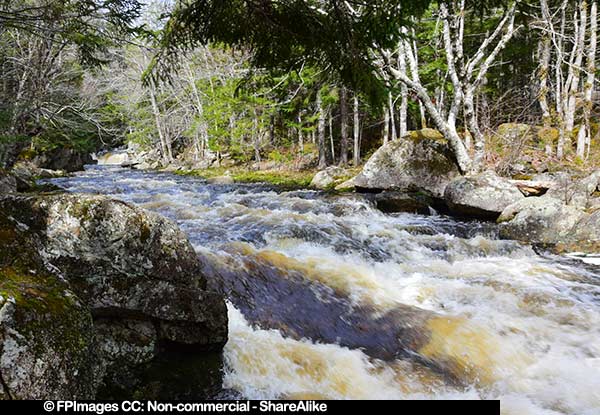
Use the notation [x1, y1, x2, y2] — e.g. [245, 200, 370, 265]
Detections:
[444, 170, 524, 219]
[334, 176, 358, 191]
[496, 123, 535, 142]
[206, 176, 234, 185]
[374, 191, 433, 215]
[0, 193, 228, 398]
[557, 210, 600, 253]
[9, 161, 64, 192]
[31, 147, 94, 172]
[0, 141, 24, 170]
[498, 196, 586, 245]
[352, 129, 460, 198]
[310, 166, 350, 190]
[0, 209, 96, 399]
[133, 161, 152, 170]
[549, 170, 600, 208]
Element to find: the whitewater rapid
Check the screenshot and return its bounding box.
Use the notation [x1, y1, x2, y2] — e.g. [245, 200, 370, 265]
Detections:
[49, 166, 600, 414]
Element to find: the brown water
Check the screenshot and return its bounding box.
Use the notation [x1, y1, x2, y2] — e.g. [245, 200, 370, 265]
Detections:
[50, 166, 600, 413]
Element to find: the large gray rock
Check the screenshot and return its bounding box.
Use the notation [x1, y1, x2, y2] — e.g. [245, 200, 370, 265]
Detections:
[374, 191, 433, 214]
[352, 129, 461, 198]
[9, 161, 65, 192]
[444, 170, 524, 219]
[557, 210, 600, 253]
[498, 196, 586, 245]
[0, 209, 96, 399]
[0, 193, 228, 399]
[32, 147, 94, 172]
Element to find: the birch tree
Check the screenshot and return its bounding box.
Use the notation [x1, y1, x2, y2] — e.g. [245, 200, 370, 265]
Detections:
[381, 1, 520, 173]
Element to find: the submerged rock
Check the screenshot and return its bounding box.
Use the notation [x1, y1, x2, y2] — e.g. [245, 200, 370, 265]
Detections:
[0, 193, 228, 399]
[444, 170, 524, 219]
[207, 175, 234, 185]
[352, 129, 460, 198]
[374, 191, 434, 214]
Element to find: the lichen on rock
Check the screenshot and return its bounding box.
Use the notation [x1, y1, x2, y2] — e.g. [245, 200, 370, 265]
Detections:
[0, 192, 228, 399]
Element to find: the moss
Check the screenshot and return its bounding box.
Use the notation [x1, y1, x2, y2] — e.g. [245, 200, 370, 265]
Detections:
[407, 128, 445, 143]
[140, 220, 152, 243]
[17, 148, 38, 161]
[0, 265, 92, 357]
[512, 174, 533, 180]
[177, 167, 315, 189]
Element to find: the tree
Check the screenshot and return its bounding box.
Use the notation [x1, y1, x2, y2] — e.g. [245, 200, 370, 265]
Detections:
[150, 0, 524, 174]
[0, 0, 143, 162]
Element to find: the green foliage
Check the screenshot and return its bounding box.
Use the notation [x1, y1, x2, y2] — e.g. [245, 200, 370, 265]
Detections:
[150, 0, 432, 104]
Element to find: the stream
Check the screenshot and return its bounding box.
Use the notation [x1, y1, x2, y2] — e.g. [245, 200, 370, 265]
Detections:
[49, 165, 600, 414]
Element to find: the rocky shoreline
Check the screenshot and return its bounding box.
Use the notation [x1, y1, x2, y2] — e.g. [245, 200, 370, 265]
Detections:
[88, 131, 600, 255]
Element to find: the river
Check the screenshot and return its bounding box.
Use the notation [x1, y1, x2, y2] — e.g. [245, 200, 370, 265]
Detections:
[48, 165, 600, 413]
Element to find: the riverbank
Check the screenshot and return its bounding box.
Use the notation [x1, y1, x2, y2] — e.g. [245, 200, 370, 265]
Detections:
[171, 166, 361, 191]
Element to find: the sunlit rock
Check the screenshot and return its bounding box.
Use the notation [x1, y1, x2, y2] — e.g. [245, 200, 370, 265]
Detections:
[444, 170, 524, 219]
[498, 196, 586, 245]
[352, 129, 460, 198]
[310, 166, 350, 190]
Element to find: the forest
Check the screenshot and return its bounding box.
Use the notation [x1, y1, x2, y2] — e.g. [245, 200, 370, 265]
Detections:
[1, 0, 600, 410]
[1, 0, 599, 175]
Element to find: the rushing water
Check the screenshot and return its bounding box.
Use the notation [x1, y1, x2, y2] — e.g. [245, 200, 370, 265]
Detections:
[49, 165, 600, 413]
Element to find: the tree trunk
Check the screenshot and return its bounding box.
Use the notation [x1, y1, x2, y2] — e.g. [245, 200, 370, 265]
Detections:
[340, 87, 349, 165]
[579, 0, 597, 159]
[397, 41, 408, 137]
[388, 91, 397, 139]
[269, 114, 276, 147]
[317, 90, 327, 169]
[387, 65, 472, 173]
[353, 94, 360, 166]
[297, 113, 304, 153]
[329, 111, 335, 162]
[538, 0, 553, 155]
[562, 1, 587, 157]
[253, 110, 261, 163]
[383, 105, 390, 145]
[148, 79, 171, 164]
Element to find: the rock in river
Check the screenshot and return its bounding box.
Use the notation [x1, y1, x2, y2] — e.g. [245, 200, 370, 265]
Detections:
[444, 170, 524, 219]
[351, 129, 461, 199]
[0, 193, 227, 399]
[498, 196, 586, 246]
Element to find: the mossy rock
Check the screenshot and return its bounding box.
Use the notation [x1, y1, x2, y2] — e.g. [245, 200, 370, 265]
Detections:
[353, 133, 460, 198]
[0, 211, 96, 399]
[406, 128, 445, 143]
